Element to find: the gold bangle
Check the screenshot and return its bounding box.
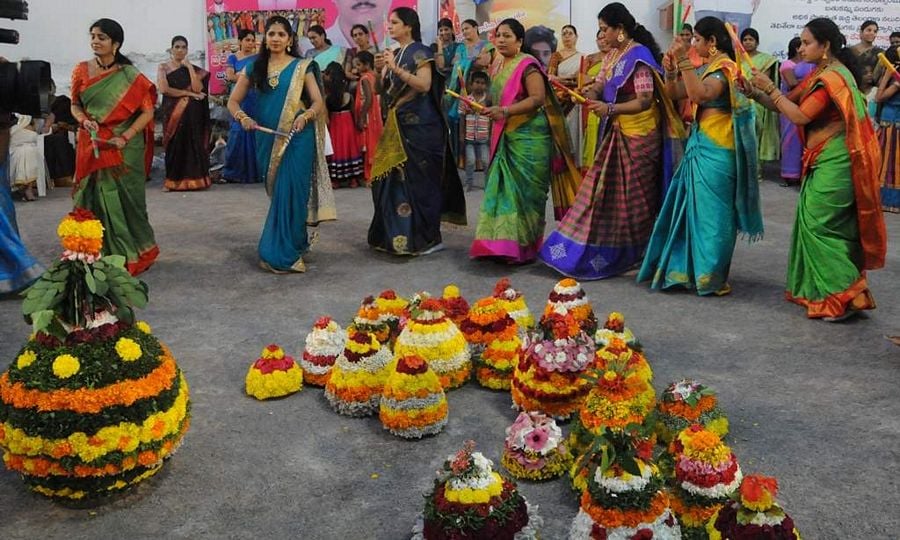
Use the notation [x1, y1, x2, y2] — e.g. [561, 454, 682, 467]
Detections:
[763, 82, 777, 94]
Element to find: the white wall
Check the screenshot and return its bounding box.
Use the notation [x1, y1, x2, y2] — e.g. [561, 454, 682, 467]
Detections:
[573, 1, 673, 55]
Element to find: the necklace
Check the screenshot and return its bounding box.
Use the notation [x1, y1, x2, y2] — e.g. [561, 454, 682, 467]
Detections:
[391, 42, 412, 84]
[95, 57, 115, 70]
[267, 58, 292, 89]
[601, 40, 634, 81]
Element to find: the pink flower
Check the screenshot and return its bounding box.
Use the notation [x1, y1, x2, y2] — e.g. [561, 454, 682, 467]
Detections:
[524, 428, 549, 453]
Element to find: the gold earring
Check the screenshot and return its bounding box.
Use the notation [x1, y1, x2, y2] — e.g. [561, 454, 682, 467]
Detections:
[822, 51, 828, 61]
[617, 31, 625, 43]
[709, 45, 718, 56]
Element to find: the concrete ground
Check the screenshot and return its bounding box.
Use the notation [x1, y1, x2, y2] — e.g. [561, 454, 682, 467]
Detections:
[1, 171, 898, 539]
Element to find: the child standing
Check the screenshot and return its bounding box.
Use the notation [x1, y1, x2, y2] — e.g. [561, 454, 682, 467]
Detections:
[459, 71, 491, 192]
[352, 51, 383, 185]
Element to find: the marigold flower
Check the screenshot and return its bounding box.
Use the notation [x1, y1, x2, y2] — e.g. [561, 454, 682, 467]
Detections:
[16, 350, 36, 370]
[52, 354, 80, 379]
[135, 321, 152, 334]
[115, 338, 143, 362]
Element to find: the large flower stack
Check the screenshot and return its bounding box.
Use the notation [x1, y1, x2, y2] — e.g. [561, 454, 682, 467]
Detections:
[379, 354, 448, 439]
[412, 440, 542, 539]
[300, 316, 346, 387]
[708, 475, 801, 540]
[245, 344, 303, 399]
[501, 411, 572, 481]
[393, 299, 471, 390]
[511, 308, 595, 419]
[594, 311, 636, 348]
[543, 278, 598, 336]
[459, 297, 520, 390]
[656, 380, 729, 444]
[324, 329, 392, 416]
[493, 278, 534, 333]
[569, 429, 681, 539]
[374, 289, 409, 342]
[349, 295, 391, 347]
[438, 284, 470, 326]
[668, 426, 743, 538]
[0, 209, 190, 500]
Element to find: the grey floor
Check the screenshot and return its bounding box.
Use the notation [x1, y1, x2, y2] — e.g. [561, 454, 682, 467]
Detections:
[1, 172, 898, 539]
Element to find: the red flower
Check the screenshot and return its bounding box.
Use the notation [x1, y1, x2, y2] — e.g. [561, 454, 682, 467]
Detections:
[379, 289, 397, 300]
[69, 207, 97, 222]
[632, 528, 654, 540]
[493, 277, 512, 296]
[590, 524, 608, 540]
[397, 355, 428, 375]
[419, 298, 445, 313]
[313, 316, 333, 329]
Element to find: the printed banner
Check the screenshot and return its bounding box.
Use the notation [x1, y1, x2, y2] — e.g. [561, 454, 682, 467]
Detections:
[205, 0, 415, 95]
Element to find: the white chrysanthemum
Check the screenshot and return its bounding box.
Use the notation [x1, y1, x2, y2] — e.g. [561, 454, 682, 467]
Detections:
[569, 508, 682, 540]
[680, 466, 743, 499]
[595, 461, 652, 494]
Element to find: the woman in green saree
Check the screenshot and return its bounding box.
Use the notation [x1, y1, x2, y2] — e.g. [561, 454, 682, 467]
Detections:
[742, 27, 780, 166]
[70, 18, 158, 276]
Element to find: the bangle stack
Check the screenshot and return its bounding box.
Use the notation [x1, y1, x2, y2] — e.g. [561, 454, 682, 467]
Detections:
[606, 102, 616, 117]
[677, 57, 694, 72]
[234, 109, 249, 122]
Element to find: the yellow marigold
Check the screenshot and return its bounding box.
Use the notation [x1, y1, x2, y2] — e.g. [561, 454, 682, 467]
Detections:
[115, 338, 143, 362]
[52, 354, 80, 379]
[16, 350, 37, 370]
[135, 321, 152, 334]
[681, 428, 731, 464]
[603, 370, 617, 382]
[443, 284, 461, 298]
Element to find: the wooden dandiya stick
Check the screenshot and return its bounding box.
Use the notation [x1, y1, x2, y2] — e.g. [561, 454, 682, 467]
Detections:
[367, 20, 380, 53]
[681, 4, 692, 27]
[877, 52, 900, 83]
[457, 66, 467, 95]
[549, 77, 587, 103]
[725, 22, 753, 77]
[445, 89, 484, 111]
[578, 55, 585, 88]
[255, 125, 292, 138]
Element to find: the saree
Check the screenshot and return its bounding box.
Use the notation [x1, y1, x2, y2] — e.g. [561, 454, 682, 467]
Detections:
[161, 64, 211, 191]
[307, 45, 345, 70]
[71, 62, 159, 276]
[540, 44, 684, 280]
[877, 94, 900, 212]
[550, 51, 585, 170]
[253, 58, 335, 271]
[353, 71, 383, 183]
[581, 57, 604, 167]
[637, 56, 763, 295]
[469, 53, 581, 264]
[443, 39, 494, 164]
[780, 61, 815, 180]
[369, 42, 466, 255]
[785, 65, 886, 318]
[0, 159, 42, 294]
[223, 54, 260, 183]
[751, 52, 781, 163]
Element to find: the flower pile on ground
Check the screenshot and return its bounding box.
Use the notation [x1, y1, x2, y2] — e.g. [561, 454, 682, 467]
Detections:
[0, 209, 190, 500]
[543, 278, 598, 336]
[459, 297, 520, 390]
[245, 344, 303, 399]
[393, 299, 471, 390]
[569, 428, 681, 539]
[501, 411, 572, 481]
[324, 329, 392, 417]
[668, 425, 742, 538]
[412, 440, 542, 539]
[511, 308, 595, 419]
[708, 475, 800, 540]
[374, 289, 409, 342]
[438, 284, 470, 326]
[379, 354, 448, 439]
[300, 316, 346, 387]
[656, 380, 729, 444]
[348, 295, 391, 347]
[492, 278, 534, 333]
[595, 311, 636, 348]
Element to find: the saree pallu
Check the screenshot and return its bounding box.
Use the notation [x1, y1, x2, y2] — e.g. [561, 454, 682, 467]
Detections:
[752, 53, 781, 163]
[0, 161, 42, 293]
[878, 98, 900, 212]
[254, 58, 335, 271]
[369, 42, 466, 255]
[541, 46, 684, 280]
[71, 63, 159, 276]
[780, 61, 815, 180]
[786, 66, 886, 317]
[162, 65, 211, 191]
[354, 72, 384, 182]
[224, 54, 260, 183]
[470, 53, 581, 263]
[581, 59, 604, 168]
[638, 59, 763, 295]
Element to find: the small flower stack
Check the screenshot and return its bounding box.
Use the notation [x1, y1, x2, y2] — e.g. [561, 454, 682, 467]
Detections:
[708, 475, 801, 540]
[543, 278, 598, 336]
[379, 354, 448, 439]
[511, 309, 595, 419]
[349, 295, 391, 347]
[594, 337, 654, 390]
[412, 441, 542, 540]
[300, 316, 346, 387]
[374, 289, 409, 342]
[460, 297, 520, 390]
[669, 426, 742, 537]
[245, 344, 304, 399]
[501, 411, 572, 481]
[393, 299, 471, 390]
[594, 311, 636, 348]
[324, 329, 392, 417]
[656, 379, 729, 444]
[569, 430, 681, 540]
[438, 284, 470, 326]
[493, 278, 534, 333]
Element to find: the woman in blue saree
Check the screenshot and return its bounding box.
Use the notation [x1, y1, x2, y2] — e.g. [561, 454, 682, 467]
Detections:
[369, 7, 466, 256]
[0, 147, 42, 294]
[223, 29, 259, 184]
[637, 16, 763, 296]
[228, 16, 335, 273]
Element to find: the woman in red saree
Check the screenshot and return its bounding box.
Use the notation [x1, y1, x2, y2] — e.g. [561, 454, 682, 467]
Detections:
[158, 35, 211, 191]
[70, 18, 158, 275]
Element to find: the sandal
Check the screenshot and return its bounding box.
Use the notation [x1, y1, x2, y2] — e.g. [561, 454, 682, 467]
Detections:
[258, 260, 289, 274]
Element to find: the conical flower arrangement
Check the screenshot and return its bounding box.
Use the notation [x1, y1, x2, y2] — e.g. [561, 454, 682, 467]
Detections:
[379, 354, 448, 439]
[656, 379, 729, 444]
[349, 295, 391, 347]
[393, 299, 471, 390]
[300, 316, 346, 387]
[245, 344, 303, 399]
[460, 297, 520, 390]
[501, 411, 573, 481]
[708, 474, 801, 539]
[543, 278, 598, 336]
[0, 209, 190, 500]
[438, 284, 470, 326]
[493, 278, 534, 333]
[324, 329, 392, 417]
[594, 337, 653, 389]
[594, 311, 636, 348]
